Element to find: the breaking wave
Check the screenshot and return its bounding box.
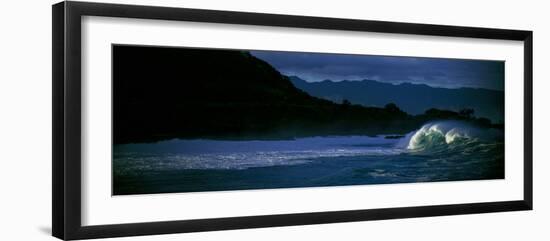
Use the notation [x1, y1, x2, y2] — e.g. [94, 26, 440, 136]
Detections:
[113, 122, 503, 174]
[399, 121, 503, 154]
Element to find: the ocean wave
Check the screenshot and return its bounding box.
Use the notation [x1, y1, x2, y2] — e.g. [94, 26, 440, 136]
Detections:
[113, 122, 502, 174]
[400, 121, 503, 154]
[114, 148, 404, 174]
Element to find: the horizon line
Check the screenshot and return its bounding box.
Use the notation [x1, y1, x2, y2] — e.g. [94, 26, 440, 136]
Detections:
[288, 75, 504, 92]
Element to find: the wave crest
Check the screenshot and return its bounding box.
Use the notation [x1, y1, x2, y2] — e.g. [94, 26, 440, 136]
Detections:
[403, 121, 502, 152]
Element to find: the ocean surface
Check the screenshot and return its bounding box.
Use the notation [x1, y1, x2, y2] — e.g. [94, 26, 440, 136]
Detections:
[113, 121, 504, 195]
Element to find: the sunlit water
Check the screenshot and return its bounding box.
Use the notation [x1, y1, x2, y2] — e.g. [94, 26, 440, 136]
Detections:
[113, 121, 504, 195]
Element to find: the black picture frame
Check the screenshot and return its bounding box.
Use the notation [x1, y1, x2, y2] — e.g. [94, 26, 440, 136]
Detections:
[52, 1, 533, 240]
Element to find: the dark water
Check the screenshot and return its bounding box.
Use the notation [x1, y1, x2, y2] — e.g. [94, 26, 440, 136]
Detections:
[113, 121, 504, 195]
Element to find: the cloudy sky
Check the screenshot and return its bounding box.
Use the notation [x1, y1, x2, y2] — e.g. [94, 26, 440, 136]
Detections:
[251, 50, 504, 91]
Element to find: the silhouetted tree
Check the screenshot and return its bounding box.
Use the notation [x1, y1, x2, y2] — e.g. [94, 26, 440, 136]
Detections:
[384, 103, 401, 112]
[342, 99, 351, 106]
[459, 108, 475, 119]
[424, 108, 460, 119]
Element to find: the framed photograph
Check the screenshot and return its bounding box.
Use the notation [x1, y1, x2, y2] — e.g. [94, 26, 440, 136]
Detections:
[52, 1, 533, 240]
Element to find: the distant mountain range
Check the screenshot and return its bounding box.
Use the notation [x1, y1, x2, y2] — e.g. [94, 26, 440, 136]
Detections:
[289, 76, 504, 122]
